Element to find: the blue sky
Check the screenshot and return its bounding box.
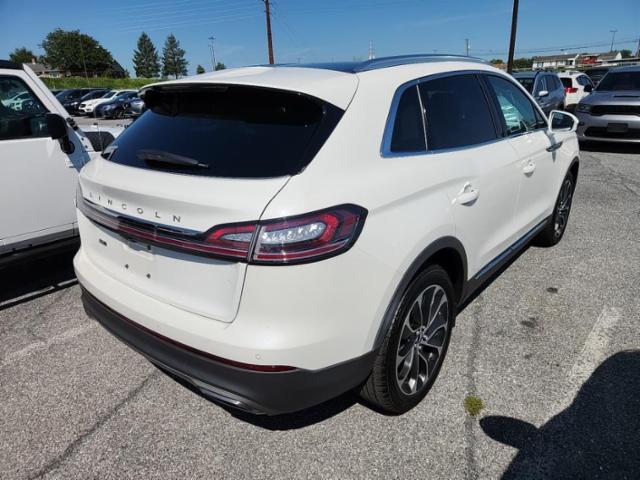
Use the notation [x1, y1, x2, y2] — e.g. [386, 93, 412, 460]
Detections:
[1, 0, 638, 76]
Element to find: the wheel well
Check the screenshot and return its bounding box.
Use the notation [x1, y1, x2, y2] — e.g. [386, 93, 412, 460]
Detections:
[569, 159, 579, 183]
[413, 248, 465, 303]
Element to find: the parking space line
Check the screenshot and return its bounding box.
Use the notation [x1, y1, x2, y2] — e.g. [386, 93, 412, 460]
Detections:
[0, 323, 97, 369]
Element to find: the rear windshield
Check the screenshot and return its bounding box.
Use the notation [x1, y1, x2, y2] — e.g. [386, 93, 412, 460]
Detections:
[560, 78, 572, 88]
[515, 77, 534, 93]
[596, 71, 640, 91]
[103, 85, 342, 178]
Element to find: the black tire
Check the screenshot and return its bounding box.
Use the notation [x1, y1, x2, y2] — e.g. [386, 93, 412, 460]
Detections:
[360, 265, 455, 414]
[534, 170, 575, 247]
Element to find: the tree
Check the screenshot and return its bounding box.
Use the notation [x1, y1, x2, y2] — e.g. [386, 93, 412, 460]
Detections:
[132, 32, 160, 78]
[162, 33, 188, 79]
[196, 64, 205, 74]
[9, 47, 35, 64]
[41, 29, 114, 75]
[513, 57, 533, 69]
[620, 49, 632, 58]
[489, 58, 504, 65]
[215, 62, 226, 71]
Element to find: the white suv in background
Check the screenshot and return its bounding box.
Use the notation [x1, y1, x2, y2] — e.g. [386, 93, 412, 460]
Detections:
[75, 55, 580, 415]
[559, 71, 594, 111]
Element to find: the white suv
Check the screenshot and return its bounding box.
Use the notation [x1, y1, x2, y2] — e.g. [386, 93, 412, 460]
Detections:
[559, 71, 594, 110]
[75, 55, 580, 415]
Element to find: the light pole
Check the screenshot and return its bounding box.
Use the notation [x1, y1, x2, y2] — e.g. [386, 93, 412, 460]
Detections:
[208, 36, 217, 71]
[609, 30, 617, 52]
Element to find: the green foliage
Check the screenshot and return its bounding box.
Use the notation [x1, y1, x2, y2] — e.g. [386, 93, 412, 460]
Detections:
[464, 395, 485, 417]
[41, 29, 114, 75]
[162, 34, 188, 79]
[10, 47, 35, 64]
[513, 57, 534, 69]
[196, 64, 206, 74]
[40, 76, 156, 90]
[620, 49, 632, 59]
[490, 58, 505, 65]
[133, 32, 160, 78]
[215, 62, 227, 71]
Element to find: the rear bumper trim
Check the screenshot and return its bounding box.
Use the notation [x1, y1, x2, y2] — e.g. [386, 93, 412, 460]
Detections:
[81, 286, 377, 415]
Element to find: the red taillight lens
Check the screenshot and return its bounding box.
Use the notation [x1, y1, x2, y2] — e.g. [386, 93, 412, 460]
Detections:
[252, 205, 366, 264]
[205, 224, 256, 259]
[565, 87, 578, 93]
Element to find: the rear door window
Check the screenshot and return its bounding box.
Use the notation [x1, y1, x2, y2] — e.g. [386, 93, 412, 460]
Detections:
[389, 85, 426, 153]
[104, 85, 343, 178]
[419, 74, 497, 150]
[561, 78, 572, 88]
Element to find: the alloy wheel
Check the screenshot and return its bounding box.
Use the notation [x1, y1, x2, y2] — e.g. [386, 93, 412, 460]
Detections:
[396, 284, 449, 395]
[554, 178, 573, 238]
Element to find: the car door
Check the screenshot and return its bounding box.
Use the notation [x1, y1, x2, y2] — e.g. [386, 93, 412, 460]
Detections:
[417, 73, 522, 277]
[0, 73, 84, 250]
[484, 74, 557, 238]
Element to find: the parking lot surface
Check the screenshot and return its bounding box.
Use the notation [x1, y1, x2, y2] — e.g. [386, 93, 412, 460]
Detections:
[1, 143, 639, 479]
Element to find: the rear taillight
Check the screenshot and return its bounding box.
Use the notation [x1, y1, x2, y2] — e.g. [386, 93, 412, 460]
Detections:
[565, 87, 578, 93]
[78, 188, 366, 265]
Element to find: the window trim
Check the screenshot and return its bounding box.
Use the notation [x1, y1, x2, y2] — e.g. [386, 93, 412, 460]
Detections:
[0, 74, 51, 142]
[380, 70, 503, 158]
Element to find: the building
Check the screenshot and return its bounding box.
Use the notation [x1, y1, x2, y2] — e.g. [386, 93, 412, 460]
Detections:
[532, 53, 579, 70]
[22, 58, 61, 78]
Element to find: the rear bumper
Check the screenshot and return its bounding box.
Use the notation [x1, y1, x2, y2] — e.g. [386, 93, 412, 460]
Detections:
[81, 287, 376, 415]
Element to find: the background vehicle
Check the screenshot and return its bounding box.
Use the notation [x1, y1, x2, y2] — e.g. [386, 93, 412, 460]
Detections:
[559, 72, 594, 111]
[64, 88, 109, 115]
[78, 89, 135, 116]
[576, 65, 640, 143]
[55, 88, 95, 110]
[124, 97, 146, 117]
[513, 71, 566, 115]
[76, 55, 580, 416]
[584, 67, 610, 86]
[95, 91, 139, 119]
[0, 60, 122, 268]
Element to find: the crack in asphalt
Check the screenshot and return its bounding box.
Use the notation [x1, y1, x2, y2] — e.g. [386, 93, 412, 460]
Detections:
[27, 371, 158, 480]
[464, 296, 484, 480]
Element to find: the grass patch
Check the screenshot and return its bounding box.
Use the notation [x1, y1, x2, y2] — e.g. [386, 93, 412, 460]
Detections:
[41, 76, 159, 90]
[464, 395, 485, 417]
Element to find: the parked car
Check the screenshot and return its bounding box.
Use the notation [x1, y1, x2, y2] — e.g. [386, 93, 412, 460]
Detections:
[0, 60, 123, 268]
[95, 91, 139, 119]
[78, 90, 136, 116]
[56, 88, 96, 111]
[576, 65, 640, 143]
[584, 67, 610, 87]
[558, 72, 594, 111]
[512, 71, 566, 115]
[75, 55, 579, 415]
[50, 89, 63, 96]
[124, 97, 146, 117]
[65, 89, 109, 115]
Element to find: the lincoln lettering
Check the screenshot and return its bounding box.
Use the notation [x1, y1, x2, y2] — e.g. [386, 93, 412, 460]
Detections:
[87, 191, 181, 223]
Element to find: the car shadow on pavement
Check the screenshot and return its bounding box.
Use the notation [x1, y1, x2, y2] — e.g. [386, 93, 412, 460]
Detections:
[480, 350, 640, 479]
[579, 141, 640, 154]
[0, 250, 77, 310]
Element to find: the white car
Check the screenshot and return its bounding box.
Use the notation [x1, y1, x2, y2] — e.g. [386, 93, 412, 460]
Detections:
[559, 72, 594, 110]
[78, 90, 136, 115]
[75, 55, 580, 415]
[0, 60, 122, 268]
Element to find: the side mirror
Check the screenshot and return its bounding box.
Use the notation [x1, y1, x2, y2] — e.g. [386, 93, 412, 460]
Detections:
[584, 84, 593, 93]
[537, 90, 549, 98]
[548, 110, 578, 133]
[45, 113, 75, 154]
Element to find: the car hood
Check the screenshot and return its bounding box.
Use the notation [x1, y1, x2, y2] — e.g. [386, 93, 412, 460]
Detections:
[580, 90, 640, 106]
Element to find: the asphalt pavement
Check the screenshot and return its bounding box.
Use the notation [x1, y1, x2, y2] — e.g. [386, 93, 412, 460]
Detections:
[1, 142, 639, 479]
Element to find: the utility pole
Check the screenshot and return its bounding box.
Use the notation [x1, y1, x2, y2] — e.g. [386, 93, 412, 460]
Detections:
[609, 29, 617, 52]
[465, 38, 470, 56]
[208, 36, 216, 71]
[79, 39, 89, 85]
[636, 35, 640, 57]
[263, 0, 274, 64]
[506, 0, 519, 73]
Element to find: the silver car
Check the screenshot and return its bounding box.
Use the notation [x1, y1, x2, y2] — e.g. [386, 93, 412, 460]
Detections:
[576, 66, 640, 143]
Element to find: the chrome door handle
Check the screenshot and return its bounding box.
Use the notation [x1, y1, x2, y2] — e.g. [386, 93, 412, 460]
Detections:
[546, 141, 563, 152]
[522, 161, 536, 175]
[456, 183, 479, 206]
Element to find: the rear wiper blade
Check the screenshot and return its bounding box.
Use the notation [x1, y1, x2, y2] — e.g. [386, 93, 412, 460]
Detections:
[137, 149, 209, 169]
